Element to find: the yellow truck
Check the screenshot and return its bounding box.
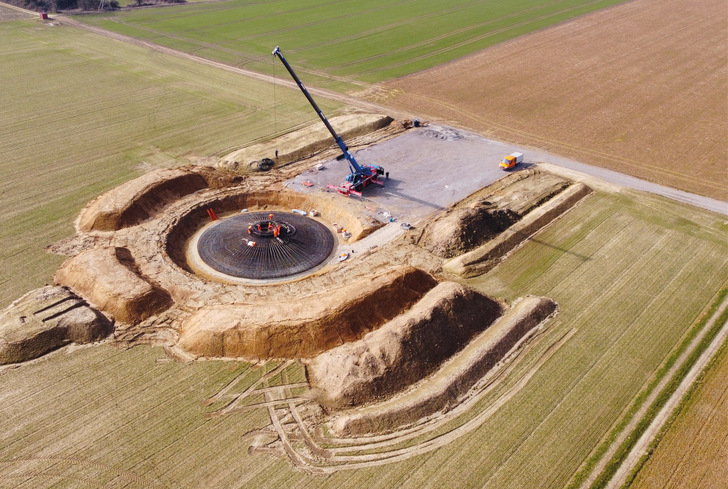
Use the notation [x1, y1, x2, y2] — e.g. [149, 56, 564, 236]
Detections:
[500, 152, 523, 170]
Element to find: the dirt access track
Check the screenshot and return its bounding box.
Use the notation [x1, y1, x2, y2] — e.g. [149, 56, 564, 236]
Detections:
[382, 0, 727, 201]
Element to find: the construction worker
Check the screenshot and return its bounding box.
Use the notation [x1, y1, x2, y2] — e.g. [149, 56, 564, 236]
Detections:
[247, 225, 252, 234]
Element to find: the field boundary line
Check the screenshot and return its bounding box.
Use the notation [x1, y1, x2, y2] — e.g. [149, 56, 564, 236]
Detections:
[571, 282, 728, 488]
[403, 92, 723, 194]
[0, 2, 37, 16]
[604, 291, 728, 488]
[57, 16, 398, 117]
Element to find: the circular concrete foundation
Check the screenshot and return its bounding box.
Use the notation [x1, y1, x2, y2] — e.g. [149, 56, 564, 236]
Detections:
[196, 211, 335, 279]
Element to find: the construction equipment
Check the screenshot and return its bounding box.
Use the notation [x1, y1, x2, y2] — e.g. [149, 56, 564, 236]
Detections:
[272, 46, 385, 197]
[500, 152, 523, 170]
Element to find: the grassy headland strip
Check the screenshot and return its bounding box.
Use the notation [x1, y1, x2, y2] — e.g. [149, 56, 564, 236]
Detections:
[611, 297, 728, 489]
[567, 287, 728, 489]
[621, 331, 728, 488]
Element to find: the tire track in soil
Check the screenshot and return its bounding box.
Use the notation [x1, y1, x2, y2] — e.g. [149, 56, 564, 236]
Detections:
[572, 256, 728, 488]
[261, 327, 574, 473]
[604, 293, 728, 489]
[0, 457, 166, 488]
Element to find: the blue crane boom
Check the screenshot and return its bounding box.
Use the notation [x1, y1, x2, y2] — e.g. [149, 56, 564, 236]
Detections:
[272, 46, 384, 195]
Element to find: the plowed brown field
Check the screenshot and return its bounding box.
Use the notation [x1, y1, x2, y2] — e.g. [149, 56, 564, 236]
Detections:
[630, 343, 728, 489]
[383, 0, 727, 201]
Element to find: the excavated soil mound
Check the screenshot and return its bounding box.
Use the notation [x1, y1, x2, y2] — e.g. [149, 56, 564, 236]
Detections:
[79, 168, 210, 232]
[0, 286, 113, 365]
[413, 170, 570, 258]
[445, 183, 592, 278]
[176, 266, 437, 360]
[421, 204, 519, 258]
[54, 247, 172, 324]
[220, 114, 393, 172]
[307, 282, 503, 409]
[332, 296, 557, 435]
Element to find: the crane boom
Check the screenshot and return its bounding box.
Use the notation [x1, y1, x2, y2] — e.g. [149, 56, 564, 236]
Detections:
[272, 46, 383, 195]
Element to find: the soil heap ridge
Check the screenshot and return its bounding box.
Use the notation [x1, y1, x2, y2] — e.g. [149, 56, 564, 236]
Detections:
[54, 247, 173, 324]
[307, 281, 503, 409]
[220, 114, 394, 173]
[0, 286, 113, 365]
[176, 266, 438, 360]
[332, 295, 557, 435]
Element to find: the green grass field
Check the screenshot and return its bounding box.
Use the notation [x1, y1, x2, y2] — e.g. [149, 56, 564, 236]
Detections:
[0, 18, 338, 309]
[1, 189, 726, 488]
[75, 0, 628, 88]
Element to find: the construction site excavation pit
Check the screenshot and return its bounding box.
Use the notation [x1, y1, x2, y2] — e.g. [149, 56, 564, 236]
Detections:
[194, 211, 335, 280]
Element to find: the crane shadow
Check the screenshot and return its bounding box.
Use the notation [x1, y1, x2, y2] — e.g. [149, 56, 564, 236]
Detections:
[368, 178, 447, 211]
[524, 234, 591, 261]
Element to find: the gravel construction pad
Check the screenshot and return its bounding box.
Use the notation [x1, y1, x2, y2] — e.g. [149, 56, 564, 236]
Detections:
[287, 125, 521, 224]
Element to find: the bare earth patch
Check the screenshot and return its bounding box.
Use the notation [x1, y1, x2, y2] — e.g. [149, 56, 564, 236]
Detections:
[383, 0, 727, 200]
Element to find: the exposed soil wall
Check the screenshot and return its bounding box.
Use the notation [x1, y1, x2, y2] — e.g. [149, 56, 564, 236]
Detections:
[444, 183, 592, 278]
[332, 296, 557, 435]
[54, 247, 172, 324]
[0, 286, 113, 365]
[421, 204, 519, 258]
[79, 168, 210, 232]
[176, 266, 437, 360]
[307, 282, 504, 409]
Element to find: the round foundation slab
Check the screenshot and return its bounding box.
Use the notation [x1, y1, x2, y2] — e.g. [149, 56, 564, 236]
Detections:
[196, 212, 335, 279]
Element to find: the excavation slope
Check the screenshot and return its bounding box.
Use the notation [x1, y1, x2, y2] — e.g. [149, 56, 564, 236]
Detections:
[307, 282, 503, 409]
[176, 267, 438, 360]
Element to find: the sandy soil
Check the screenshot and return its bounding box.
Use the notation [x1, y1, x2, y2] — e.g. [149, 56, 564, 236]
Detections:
[382, 0, 728, 201]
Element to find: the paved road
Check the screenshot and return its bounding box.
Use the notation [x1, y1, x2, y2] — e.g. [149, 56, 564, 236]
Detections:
[524, 147, 728, 216]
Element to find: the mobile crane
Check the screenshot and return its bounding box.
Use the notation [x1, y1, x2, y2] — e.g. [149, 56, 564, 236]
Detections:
[272, 46, 385, 197]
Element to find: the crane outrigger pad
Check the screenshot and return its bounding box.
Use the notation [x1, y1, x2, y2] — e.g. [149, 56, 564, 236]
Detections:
[197, 212, 335, 279]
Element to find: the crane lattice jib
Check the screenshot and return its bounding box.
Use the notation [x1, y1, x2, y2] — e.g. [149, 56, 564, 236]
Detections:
[271, 46, 364, 176]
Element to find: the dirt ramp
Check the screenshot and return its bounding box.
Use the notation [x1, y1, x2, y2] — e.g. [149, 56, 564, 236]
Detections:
[176, 267, 437, 360]
[54, 247, 172, 324]
[79, 168, 209, 232]
[307, 282, 503, 409]
[0, 286, 113, 365]
[332, 296, 557, 435]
